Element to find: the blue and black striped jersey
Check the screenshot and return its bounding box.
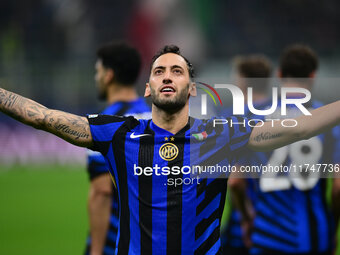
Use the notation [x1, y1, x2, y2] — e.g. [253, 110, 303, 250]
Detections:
[87, 115, 253, 255]
[85, 98, 151, 255]
[237, 100, 340, 255]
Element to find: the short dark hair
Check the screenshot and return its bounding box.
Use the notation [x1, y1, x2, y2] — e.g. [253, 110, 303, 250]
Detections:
[150, 45, 195, 78]
[280, 44, 318, 78]
[96, 41, 141, 85]
[235, 55, 272, 78]
[234, 54, 272, 92]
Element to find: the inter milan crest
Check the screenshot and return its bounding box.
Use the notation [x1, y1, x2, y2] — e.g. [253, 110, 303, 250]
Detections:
[159, 138, 178, 161]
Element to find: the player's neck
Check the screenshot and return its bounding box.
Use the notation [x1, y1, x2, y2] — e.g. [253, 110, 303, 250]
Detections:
[106, 84, 138, 105]
[151, 103, 189, 134]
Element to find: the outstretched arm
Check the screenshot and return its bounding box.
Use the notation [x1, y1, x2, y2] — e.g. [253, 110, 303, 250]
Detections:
[248, 100, 340, 151]
[0, 88, 93, 148]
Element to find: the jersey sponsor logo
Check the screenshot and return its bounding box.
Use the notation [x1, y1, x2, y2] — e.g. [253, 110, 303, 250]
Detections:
[159, 142, 179, 161]
[130, 132, 151, 139]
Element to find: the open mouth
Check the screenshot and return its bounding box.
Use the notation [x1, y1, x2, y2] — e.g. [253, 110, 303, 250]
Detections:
[160, 86, 176, 94]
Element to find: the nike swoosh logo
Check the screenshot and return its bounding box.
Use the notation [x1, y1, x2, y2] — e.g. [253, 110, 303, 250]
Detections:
[130, 132, 151, 139]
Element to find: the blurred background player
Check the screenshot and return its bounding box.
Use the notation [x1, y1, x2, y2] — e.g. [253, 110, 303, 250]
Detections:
[85, 41, 151, 255]
[229, 44, 340, 255]
[220, 55, 273, 255]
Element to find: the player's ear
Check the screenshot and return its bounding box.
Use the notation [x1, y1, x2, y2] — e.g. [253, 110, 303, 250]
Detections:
[189, 82, 197, 97]
[144, 83, 151, 97]
[309, 71, 316, 78]
[104, 69, 114, 84]
[277, 69, 282, 78]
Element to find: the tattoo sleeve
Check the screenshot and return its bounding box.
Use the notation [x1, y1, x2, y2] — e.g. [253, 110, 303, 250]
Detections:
[0, 88, 93, 147]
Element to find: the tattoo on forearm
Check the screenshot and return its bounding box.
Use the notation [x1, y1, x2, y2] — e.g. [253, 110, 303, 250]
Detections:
[4, 94, 18, 107]
[47, 117, 54, 128]
[1, 88, 91, 146]
[54, 124, 89, 139]
[253, 132, 282, 142]
[0, 89, 19, 108]
[27, 110, 38, 118]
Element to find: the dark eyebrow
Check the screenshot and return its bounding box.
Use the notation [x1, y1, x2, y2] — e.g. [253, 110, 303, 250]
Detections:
[153, 65, 185, 71]
[153, 65, 166, 70]
[171, 65, 184, 70]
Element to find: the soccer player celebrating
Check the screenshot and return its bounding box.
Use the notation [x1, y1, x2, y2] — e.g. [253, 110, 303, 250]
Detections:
[1, 45, 340, 254]
[85, 42, 151, 255]
[221, 55, 273, 255]
[228, 44, 340, 255]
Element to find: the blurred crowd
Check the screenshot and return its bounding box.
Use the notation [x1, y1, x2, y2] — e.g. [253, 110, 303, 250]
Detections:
[1, 0, 340, 164]
[1, 0, 340, 109]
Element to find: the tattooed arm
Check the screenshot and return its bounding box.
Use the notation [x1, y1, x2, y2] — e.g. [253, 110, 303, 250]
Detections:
[248, 100, 340, 151]
[0, 88, 93, 148]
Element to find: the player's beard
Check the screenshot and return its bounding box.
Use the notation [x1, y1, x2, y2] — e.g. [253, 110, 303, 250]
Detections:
[150, 83, 189, 114]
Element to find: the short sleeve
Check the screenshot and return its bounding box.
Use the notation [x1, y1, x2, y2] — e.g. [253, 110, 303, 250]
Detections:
[87, 149, 109, 180]
[87, 114, 128, 155]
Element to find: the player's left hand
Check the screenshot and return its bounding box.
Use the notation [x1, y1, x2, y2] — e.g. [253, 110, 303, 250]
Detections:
[241, 218, 253, 248]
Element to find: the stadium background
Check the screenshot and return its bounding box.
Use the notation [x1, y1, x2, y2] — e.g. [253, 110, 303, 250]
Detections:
[0, 0, 340, 254]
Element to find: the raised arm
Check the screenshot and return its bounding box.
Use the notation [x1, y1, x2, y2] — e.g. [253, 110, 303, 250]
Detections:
[0, 88, 93, 148]
[248, 100, 340, 151]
